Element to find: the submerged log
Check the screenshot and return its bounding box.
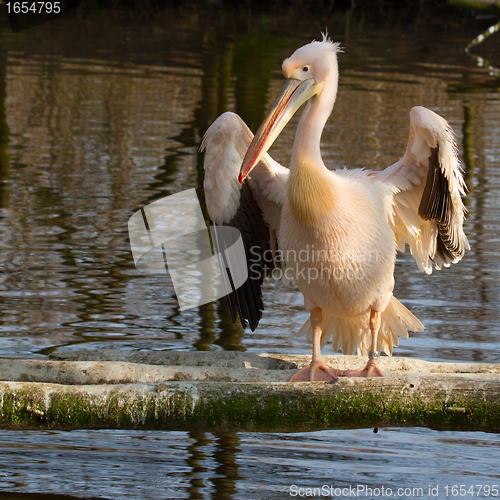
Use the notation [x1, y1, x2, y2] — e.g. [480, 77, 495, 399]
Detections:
[448, 0, 500, 15]
[0, 351, 499, 433]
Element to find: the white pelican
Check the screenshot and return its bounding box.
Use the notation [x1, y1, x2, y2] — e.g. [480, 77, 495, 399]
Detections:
[201, 35, 469, 380]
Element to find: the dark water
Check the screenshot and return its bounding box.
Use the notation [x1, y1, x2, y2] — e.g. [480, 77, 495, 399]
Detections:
[0, 5, 499, 499]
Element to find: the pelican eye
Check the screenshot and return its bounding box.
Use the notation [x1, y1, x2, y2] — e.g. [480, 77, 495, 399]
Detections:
[302, 66, 309, 72]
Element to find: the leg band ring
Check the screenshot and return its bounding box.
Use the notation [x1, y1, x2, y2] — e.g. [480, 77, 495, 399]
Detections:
[368, 350, 378, 359]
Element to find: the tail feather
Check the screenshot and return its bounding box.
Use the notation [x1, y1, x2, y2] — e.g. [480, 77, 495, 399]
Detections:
[296, 295, 424, 356]
[296, 317, 312, 341]
[387, 295, 424, 333]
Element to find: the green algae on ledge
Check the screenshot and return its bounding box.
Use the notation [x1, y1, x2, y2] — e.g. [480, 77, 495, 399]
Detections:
[1, 376, 499, 433]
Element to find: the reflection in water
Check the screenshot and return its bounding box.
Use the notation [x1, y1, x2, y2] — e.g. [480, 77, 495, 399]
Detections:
[461, 101, 475, 195]
[232, 34, 279, 133]
[466, 20, 500, 78]
[212, 432, 241, 500]
[0, 49, 10, 210]
[0, 7, 499, 499]
[0, 428, 499, 499]
[187, 430, 212, 500]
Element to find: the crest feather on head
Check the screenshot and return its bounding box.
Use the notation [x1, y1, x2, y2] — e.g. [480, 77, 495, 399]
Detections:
[320, 30, 343, 53]
[282, 33, 342, 79]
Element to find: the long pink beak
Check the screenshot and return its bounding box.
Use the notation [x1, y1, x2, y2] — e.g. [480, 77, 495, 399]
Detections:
[239, 77, 317, 184]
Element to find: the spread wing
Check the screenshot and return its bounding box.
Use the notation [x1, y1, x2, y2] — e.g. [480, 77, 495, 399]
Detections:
[377, 106, 470, 274]
[201, 112, 288, 330]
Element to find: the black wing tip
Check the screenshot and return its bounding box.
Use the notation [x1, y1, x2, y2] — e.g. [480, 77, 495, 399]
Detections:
[213, 181, 275, 332]
[419, 145, 467, 267]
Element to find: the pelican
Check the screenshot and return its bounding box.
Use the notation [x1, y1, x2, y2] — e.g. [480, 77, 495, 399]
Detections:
[201, 34, 469, 380]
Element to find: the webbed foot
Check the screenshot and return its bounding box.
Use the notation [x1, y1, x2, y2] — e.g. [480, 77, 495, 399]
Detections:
[289, 360, 341, 382]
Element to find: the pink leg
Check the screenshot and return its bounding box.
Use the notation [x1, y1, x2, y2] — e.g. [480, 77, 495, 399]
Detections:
[289, 308, 341, 382]
[343, 310, 384, 378]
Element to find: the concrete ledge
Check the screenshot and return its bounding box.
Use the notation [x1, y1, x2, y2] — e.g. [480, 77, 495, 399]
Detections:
[0, 351, 498, 433]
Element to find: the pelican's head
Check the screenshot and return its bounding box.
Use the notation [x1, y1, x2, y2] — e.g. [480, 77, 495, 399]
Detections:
[239, 35, 341, 183]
